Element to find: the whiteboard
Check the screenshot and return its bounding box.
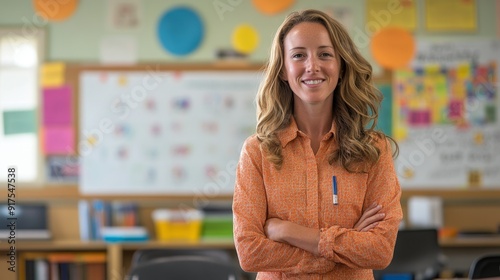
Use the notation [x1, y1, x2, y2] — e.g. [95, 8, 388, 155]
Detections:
[79, 70, 261, 195]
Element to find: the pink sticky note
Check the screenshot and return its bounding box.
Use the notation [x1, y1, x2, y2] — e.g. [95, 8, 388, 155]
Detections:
[449, 100, 463, 119]
[44, 126, 74, 154]
[409, 109, 431, 126]
[43, 85, 72, 126]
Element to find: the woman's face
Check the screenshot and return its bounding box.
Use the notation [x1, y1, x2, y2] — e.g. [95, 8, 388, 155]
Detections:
[281, 22, 341, 106]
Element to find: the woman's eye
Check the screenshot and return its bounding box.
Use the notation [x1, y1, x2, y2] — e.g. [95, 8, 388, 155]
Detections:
[320, 53, 333, 57]
[292, 53, 304, 58]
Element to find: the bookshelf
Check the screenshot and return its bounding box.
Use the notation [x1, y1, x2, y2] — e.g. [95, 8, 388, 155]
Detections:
[0, 239, 235, 280]
[3, 237, 500, 280]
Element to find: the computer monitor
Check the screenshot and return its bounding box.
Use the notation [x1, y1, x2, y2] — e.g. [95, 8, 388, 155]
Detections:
[0, 203, 51, 240]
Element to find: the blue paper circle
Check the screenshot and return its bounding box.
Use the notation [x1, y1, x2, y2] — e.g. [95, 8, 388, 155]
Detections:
[157, 6, 204, 56]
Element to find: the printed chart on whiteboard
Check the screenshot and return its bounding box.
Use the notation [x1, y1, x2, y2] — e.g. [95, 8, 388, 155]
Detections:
[394, 40, 500, 188]
[79, 70, 260, 195]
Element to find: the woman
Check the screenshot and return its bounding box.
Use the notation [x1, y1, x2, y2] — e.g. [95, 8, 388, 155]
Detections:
[233, 9, 402, 279]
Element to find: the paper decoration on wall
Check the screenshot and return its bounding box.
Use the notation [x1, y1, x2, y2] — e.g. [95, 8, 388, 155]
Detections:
[42, 85, 74, 154]
[252, 0, 294, 15]
[2, 109, 37, 135]
[107, 0, 141, 30]
[365, 0, 417, 31]
[370, 27, 415, 69]
[323, 6, 353, 32]
[33, 0, 79, 21]
[41, 62, 65, 87]
[232, 24, 259, 54]
[157, 6, 204, 56]
[42, 126, 74, 154]
[42, 85, 72, 126]
[100, 35, 137, 65]
[425, 0, 477, 31]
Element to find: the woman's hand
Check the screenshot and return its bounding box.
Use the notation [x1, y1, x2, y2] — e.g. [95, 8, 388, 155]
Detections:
[264, 218, 287, 242]
[354, 202, 385, 232]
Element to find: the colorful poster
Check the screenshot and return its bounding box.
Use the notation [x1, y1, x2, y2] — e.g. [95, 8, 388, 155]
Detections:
[394, 40, 500, 188]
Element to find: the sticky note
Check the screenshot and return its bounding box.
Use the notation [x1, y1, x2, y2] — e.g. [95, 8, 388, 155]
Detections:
[2, 109, 37, 135]
[41, 62, 65, 87]
[43, 126, 74, 154]
[43, 85, 72, 126]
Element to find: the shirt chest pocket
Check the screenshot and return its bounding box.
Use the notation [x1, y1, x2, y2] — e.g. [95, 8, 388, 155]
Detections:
[326, 173, 368, 228]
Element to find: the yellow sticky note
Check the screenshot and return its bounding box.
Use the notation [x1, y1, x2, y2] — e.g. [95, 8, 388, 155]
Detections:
[394, 126, 408, 141]
[41, 62, 65, 87]
[424, 64, 440, 75]
[457, 64, 471, 80]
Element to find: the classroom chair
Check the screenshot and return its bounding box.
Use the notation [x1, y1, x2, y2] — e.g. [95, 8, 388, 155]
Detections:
[127, 255, 241, 280]
[373, 228, 445, 280]
[469, 254, 500, 279]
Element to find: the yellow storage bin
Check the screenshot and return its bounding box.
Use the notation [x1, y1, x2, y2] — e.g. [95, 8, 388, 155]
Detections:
[152, 209, 203, 241]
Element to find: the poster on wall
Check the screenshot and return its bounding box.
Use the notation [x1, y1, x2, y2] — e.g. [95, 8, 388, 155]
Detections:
[79, 70, 260, 195]
[394, 40, 500, 188]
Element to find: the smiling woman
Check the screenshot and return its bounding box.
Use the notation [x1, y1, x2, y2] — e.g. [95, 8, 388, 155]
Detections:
[233, 9, 402, 280]
[281, 21, 340, 124]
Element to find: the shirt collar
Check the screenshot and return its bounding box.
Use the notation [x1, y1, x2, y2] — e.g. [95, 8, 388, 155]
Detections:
[277, 116, 336, 148]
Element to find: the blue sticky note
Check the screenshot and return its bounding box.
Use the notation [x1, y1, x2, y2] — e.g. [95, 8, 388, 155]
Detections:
[157, 6, 204, 56]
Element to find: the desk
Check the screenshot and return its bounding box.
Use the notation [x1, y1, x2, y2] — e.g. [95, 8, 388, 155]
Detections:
[439, 236, 500, 275]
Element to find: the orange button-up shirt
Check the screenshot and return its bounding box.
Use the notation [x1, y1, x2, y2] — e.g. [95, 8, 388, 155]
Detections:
[233, 117, 403, 279]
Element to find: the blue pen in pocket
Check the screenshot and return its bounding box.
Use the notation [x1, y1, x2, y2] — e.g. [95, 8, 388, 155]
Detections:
[332, 176, 338, 205]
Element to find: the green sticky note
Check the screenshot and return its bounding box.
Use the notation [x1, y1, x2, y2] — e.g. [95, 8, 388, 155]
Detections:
[3, 109, 37, 135]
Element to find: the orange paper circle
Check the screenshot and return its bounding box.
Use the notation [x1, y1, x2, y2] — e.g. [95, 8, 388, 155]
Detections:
[252, 0, 294, 15]
[232, 24, 259, 54]
[34, 0, 78, 21]
[370, 27, 415, 70]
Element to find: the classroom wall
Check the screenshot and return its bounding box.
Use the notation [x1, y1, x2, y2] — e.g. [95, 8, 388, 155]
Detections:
[0, 0, 497, 67]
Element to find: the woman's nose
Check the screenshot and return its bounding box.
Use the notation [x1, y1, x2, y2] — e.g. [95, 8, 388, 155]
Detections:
[306, 57, 320, 73]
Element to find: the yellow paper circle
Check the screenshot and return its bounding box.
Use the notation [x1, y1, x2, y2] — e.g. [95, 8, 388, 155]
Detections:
[232, 24, 259, 54]
[370, 27, 415, 70]
[252, 0, 294, 15]
[34, 0, 78, 21]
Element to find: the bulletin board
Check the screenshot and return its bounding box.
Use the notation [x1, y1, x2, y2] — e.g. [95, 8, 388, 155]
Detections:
[75, 64, 263, 195]
[393, 40, 500, 189]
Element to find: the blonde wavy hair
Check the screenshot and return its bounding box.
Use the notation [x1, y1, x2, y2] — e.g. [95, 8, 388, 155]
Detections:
[256, 9, 398, 172]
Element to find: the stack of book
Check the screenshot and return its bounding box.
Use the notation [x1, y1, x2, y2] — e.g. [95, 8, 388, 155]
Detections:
[22, 252, 106, 280]
[78, 200, 144, 241]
